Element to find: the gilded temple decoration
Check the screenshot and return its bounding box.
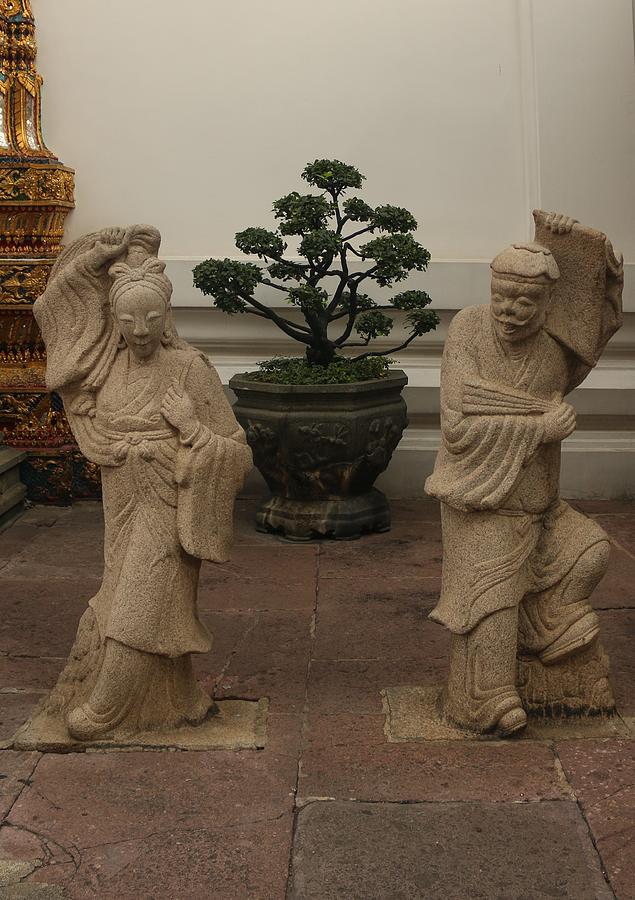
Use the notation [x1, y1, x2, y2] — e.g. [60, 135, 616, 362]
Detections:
[0, 1, 94, 500]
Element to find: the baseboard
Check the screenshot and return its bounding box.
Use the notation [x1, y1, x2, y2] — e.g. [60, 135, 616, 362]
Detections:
[374, 426, 635, 500]
[240, 426, 635, 502]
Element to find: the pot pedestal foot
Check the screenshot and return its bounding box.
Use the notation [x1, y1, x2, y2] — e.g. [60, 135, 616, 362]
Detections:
[256, 488, 391, 540]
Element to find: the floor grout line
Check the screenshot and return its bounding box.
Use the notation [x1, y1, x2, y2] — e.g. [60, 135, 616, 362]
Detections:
[606, 535, 635, 563]
[284, 543, 320, 895]
[212, 611, 261, 694]
[0, 750, 43, 828]
[550, 743, 618, 900]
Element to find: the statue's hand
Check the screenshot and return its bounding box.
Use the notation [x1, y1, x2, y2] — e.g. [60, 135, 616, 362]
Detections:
[543, 402, 576, 443]
[92, 227, 131, 265]
[161, 385, 198, 435]
[544, 212, 578, 235]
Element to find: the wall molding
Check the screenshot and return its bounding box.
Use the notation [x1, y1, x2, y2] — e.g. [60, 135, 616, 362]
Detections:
[372, 424, 635, 500]
[166, 258, 635, 312]
[169, 257, 635, 397]
[517, 0, 542, 233]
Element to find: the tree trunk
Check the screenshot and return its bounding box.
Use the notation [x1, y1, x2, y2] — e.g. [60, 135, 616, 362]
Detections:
[305, 342, 336, 366]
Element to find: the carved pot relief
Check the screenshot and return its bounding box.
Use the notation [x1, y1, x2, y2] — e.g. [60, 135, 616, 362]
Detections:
[230, 370, 408, 538]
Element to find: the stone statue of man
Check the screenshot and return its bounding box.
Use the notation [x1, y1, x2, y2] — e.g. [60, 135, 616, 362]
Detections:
[425, 210, 624, 737]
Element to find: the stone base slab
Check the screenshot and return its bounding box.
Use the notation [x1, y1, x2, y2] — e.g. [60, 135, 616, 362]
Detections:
[382, 686, 631, 742]
[11, 698, 268, 753]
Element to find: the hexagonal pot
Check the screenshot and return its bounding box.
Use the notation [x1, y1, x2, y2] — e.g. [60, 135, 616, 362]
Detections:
[229, 369, 408, 540]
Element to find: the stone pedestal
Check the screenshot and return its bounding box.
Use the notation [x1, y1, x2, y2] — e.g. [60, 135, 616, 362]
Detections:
[0, 444, 26, 529]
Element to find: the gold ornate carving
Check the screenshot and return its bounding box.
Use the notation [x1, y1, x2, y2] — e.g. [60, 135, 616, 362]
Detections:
[0, 2, 33, 23]
[0, 259, 52, 303]
[0, 1, 53, 161]
[0, 2, 88, 498]
[0, 389, 72, 446]
[72, 449, 102, 493]
[0, 164, 74, 202]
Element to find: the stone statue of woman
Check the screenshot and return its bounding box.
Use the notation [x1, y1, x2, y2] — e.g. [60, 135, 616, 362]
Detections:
[21, 226, 252, 746]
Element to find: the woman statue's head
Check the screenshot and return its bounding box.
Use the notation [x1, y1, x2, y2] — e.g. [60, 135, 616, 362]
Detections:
[109, 258, 173, 360]
[124, 225, 162, 269]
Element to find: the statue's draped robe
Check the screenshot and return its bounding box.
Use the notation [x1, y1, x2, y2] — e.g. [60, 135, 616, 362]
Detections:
[425, 305, 608, 635]
[75, 347, 251, 657]
[32, 248, 252, 733]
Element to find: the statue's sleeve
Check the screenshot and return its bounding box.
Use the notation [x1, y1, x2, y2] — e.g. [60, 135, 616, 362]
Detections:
[425, 309, 544, 511]
[33, 255, 119, 393]
[175, 357, 253, 562]
[533, 211, 624, 392]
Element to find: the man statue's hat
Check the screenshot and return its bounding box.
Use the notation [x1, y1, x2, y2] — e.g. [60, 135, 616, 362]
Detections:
[491, 242, 560, 283]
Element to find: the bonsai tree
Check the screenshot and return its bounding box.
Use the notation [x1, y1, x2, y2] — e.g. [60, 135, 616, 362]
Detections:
[193, 159, 438, 381]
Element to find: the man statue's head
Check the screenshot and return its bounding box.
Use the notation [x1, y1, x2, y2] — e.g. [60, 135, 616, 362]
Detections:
[489, 242, 559, 343]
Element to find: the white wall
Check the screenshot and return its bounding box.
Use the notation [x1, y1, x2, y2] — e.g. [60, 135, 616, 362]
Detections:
[35, 0, 635, 259]
[38, 0, 532, 258]
[33, 0, 635, 494]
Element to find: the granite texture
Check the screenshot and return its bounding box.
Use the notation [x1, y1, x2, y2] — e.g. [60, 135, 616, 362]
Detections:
[17, 226, 253, 749]
[425, 210, 624, 736]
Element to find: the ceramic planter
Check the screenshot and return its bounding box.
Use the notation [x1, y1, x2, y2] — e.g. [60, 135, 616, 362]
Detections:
[229, 369, 408, 539]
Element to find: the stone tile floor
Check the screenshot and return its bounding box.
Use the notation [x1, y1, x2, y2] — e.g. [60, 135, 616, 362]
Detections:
[0, 498, 633, 899]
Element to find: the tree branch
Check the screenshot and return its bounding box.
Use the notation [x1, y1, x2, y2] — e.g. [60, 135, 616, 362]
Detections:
[332, 192, 343, 231]
[241, 293, 313, 344]
[245, 307, 310, 334]
[351, 330, 419, 361]
[261, 278, 294, 293]
[341, 337, 371, 347]
[333, 281, 359, 346]
[341, 225, 374, 242]
[326, 239, 350, 316]
[263, 255, 310, 283]
[352, 264, 378, 282]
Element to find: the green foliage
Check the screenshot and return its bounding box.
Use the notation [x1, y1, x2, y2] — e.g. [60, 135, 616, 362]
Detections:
[302, 159, 364, 194]
[343, 197, 374, 222]
[288, 285, 328, 314]
[245, 355, 390, 385]
[340, 291, 377, 313]
[355, 310, 394, 340]
[267, 260, 306, 282]
[360, 233, 430, 286]
[371, 205, 417, 234]
[392, 289, 432, 310]
[272, 192, 332, 235]
[193, 258, 261, 314]
[193, 158, 437, 378]
[299, 229, 342, 261]
[407, 308, 441, 336]
[235, 228, 286, 259]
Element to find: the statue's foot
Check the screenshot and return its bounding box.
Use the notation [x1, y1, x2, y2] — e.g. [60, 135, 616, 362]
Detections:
[496, 707, 527, 737]
[539, 611, 600, 665]
[66, 704, 115, 741]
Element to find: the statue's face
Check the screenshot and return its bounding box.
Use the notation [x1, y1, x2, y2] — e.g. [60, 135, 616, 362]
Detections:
[490, 278, 550, 343]
[116, 286, 167, 360]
